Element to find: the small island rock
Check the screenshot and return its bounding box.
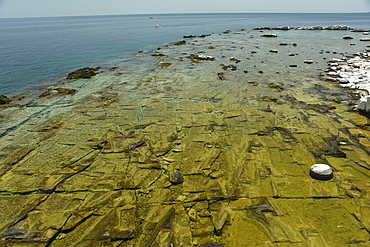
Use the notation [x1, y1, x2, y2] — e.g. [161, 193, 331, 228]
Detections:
[66, 67, 100, 79]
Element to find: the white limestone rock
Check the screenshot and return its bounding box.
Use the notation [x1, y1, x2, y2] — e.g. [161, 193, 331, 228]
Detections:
[310, 164, 333, 180]
[358, 96, 370, 112]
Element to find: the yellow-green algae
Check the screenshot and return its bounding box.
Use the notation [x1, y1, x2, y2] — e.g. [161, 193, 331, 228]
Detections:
[0, 29, 369, 246]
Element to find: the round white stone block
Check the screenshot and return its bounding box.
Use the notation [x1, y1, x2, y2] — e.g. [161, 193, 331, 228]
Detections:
[310, 164, 333, 180]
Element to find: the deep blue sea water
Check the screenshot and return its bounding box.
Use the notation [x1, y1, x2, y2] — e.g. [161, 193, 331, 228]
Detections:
[1, 13, 370, 95]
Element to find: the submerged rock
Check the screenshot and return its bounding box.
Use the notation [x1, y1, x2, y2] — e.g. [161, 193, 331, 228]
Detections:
[217, 72, 226, 80]
[268, 82, 284, 91]
[174, 40, 186, 45]
[158, 62, 172, 68]
[307, 104, 336, 113]
[66, 67, 100, 79]
[2, 228, 30, 240]
[101, 229, 134, 241]
[0, 95, 12, 105]
[198, 243, 224, 247]
[39, 88, 77, 97]
[189, 53, 215, 62]
[170, 170, 184, 184]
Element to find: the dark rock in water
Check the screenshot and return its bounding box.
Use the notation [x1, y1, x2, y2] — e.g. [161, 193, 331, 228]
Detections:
[208, 196, 227, 204]
[0, 95, 12, 105]
[307, 104, 336, 113]
[170, 170, 184, 184]
[183, 34, 211, 38]
[151, 53, 166, 57]
[220, 64, 237, 71]
[109, 67, 118, 71]
[351, 29, 370, 32]
[229, 57, 241, 63]
[261, 33, 278, 38]
[343, 36, 354, 40]
[174, 40, 186, 45]
[197, 243, 224, 247]
[66, 67, 100, 79]
[189, 53, 215, 62]
[128, 140, 145, 150]
[101, 229, 134, 241]
[268, 82, 284, 91]
[95, 139, 109, 149]
[248, 81, 258, 86]
[359, 109, 370, 118]
[159, 62, 172, 68]
[39, 88, 77, 98]
[261, 96, 278, 103]
[2, 228, 30, 240]
[183, 35, 197, 38]
[253, 202, 275, 215]
[198, 34, 211, 38]
[217, 72, 226, 80]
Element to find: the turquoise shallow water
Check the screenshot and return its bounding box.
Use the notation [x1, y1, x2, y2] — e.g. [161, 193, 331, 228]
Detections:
[1, 13, 370, 95]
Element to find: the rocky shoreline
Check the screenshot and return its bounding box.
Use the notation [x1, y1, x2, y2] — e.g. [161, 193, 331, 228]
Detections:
[322, 51, 370, 116]
[0, 26, 370, 246]
[253, 24, 369, 32]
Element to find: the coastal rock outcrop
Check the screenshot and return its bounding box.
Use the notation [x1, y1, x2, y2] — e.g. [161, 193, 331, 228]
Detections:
[323, 53, 370, 97]
[296, 25, 350, 30]
[66, 67, 100, 79]
[253, 26, 292, 30]
[358, 96, 370, 112]
[174, 40, 186, 45]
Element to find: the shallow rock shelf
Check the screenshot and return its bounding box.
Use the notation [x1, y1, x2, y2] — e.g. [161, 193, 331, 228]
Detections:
[0, 28, 369, 246]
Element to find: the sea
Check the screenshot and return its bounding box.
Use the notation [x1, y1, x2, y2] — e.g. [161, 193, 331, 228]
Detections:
[1, 13, 370, 96]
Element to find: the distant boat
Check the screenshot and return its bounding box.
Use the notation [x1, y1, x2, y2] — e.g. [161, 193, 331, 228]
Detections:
[149, 17, 154, 19]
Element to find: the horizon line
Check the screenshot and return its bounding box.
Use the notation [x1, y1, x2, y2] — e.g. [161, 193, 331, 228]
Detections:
[0, 11, 369, 19]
